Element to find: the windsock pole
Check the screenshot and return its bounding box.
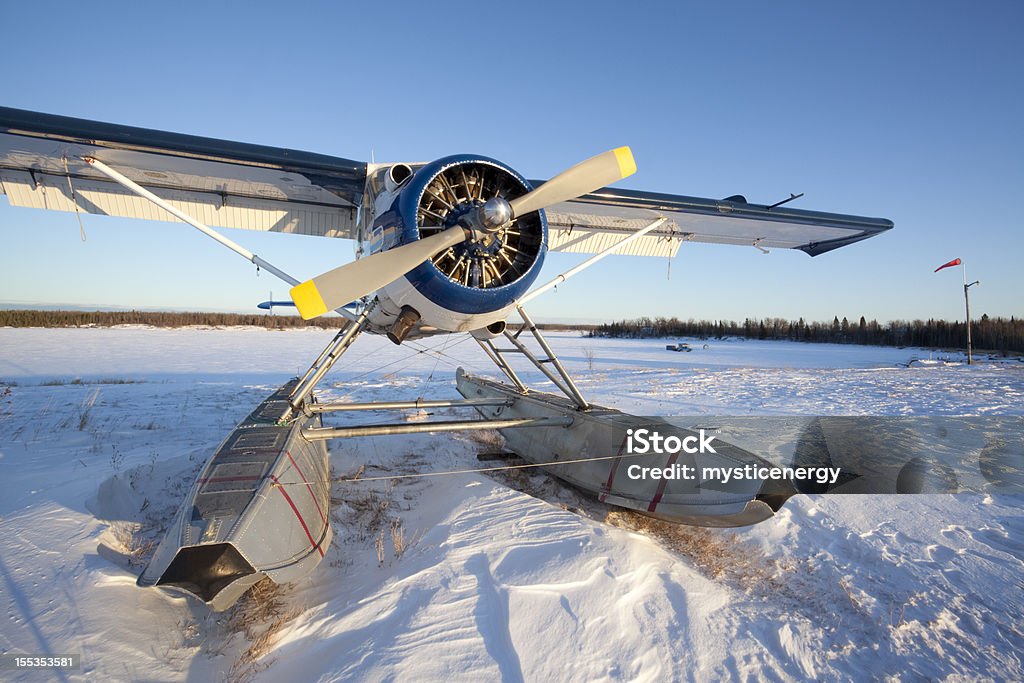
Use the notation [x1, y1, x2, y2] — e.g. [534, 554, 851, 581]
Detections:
[934, 258, 979, 365]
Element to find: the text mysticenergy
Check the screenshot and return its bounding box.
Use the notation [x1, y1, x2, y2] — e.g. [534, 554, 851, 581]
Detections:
[626, 463, 842, 485]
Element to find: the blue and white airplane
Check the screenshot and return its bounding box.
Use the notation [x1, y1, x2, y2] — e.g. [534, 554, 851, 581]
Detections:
[0, 107, 891, 344]
[0, 107, 895, 608]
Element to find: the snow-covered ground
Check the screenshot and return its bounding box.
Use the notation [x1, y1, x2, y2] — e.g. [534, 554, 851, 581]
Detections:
[0, 327, 1021, 681]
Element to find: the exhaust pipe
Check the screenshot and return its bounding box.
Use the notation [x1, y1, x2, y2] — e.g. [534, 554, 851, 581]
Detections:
[388, 305, 421, 345]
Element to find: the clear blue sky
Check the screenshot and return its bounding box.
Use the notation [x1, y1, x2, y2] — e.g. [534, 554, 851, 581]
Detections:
[2, 0, 1022, 324]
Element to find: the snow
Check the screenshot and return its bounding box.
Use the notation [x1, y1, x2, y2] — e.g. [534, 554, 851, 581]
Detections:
[0, 327, 1021, 681]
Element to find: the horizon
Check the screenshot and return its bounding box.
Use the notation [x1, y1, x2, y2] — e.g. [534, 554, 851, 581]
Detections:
[1, 302, 1014, 327]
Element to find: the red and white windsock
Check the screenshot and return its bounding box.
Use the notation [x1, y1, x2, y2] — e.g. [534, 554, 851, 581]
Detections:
[934, 258, 962, 273]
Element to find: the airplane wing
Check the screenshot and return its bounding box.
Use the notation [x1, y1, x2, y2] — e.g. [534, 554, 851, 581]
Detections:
[542, 186, 893, 258]
[1, 107, 891, 258]
[0, 107, 366, 238]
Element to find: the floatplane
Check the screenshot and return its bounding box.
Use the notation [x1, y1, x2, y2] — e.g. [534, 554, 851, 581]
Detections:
[0, 107, 892, 609]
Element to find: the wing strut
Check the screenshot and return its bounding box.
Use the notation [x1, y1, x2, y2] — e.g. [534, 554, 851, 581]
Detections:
[81, 156, 361, 318]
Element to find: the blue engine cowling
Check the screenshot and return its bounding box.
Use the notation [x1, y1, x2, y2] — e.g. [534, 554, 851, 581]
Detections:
[372, 155, 548, 332]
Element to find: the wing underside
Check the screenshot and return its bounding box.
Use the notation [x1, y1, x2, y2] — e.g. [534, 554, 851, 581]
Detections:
[544, 186, 893, 258]
[0, 107, 366, 238]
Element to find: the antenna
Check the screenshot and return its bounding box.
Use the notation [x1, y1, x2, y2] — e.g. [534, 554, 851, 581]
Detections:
[767, 192, 804, 210]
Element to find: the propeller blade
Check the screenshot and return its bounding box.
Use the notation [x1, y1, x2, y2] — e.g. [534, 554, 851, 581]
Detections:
[290, 225, 466, 319]
[508, 146, 636, 219]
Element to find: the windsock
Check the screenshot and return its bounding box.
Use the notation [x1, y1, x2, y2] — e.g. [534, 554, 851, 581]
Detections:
[934, 258, 961, 273]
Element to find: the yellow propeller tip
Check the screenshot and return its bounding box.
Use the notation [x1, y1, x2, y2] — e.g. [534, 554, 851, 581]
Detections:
[613, 146, 636, 179]
[290, 280, 329, 320]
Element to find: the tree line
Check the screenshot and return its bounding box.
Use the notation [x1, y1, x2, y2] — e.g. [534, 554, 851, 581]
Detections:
[0, 309, 597, 333]
[0, 309, 347, 329]
[589, 315, 1024, 354]
[4, 309, 1021, 353]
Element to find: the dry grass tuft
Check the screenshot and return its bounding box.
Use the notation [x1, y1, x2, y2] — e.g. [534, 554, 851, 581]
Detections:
[345, 482, 395, 539]
[604, 510, 788, 592]
[338, 464, 365, 481]
[389, 518, 423, 560]
[224, 578, 302, 683]
[466, 428, 505, 450]
[375, 529, 386, 566]
[390, 519, 406, 559]
[332, 470, 423, 566]
[839, 576, 863, 611]
[78, 388, 100, 430]
[109, 521, 157, 568]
